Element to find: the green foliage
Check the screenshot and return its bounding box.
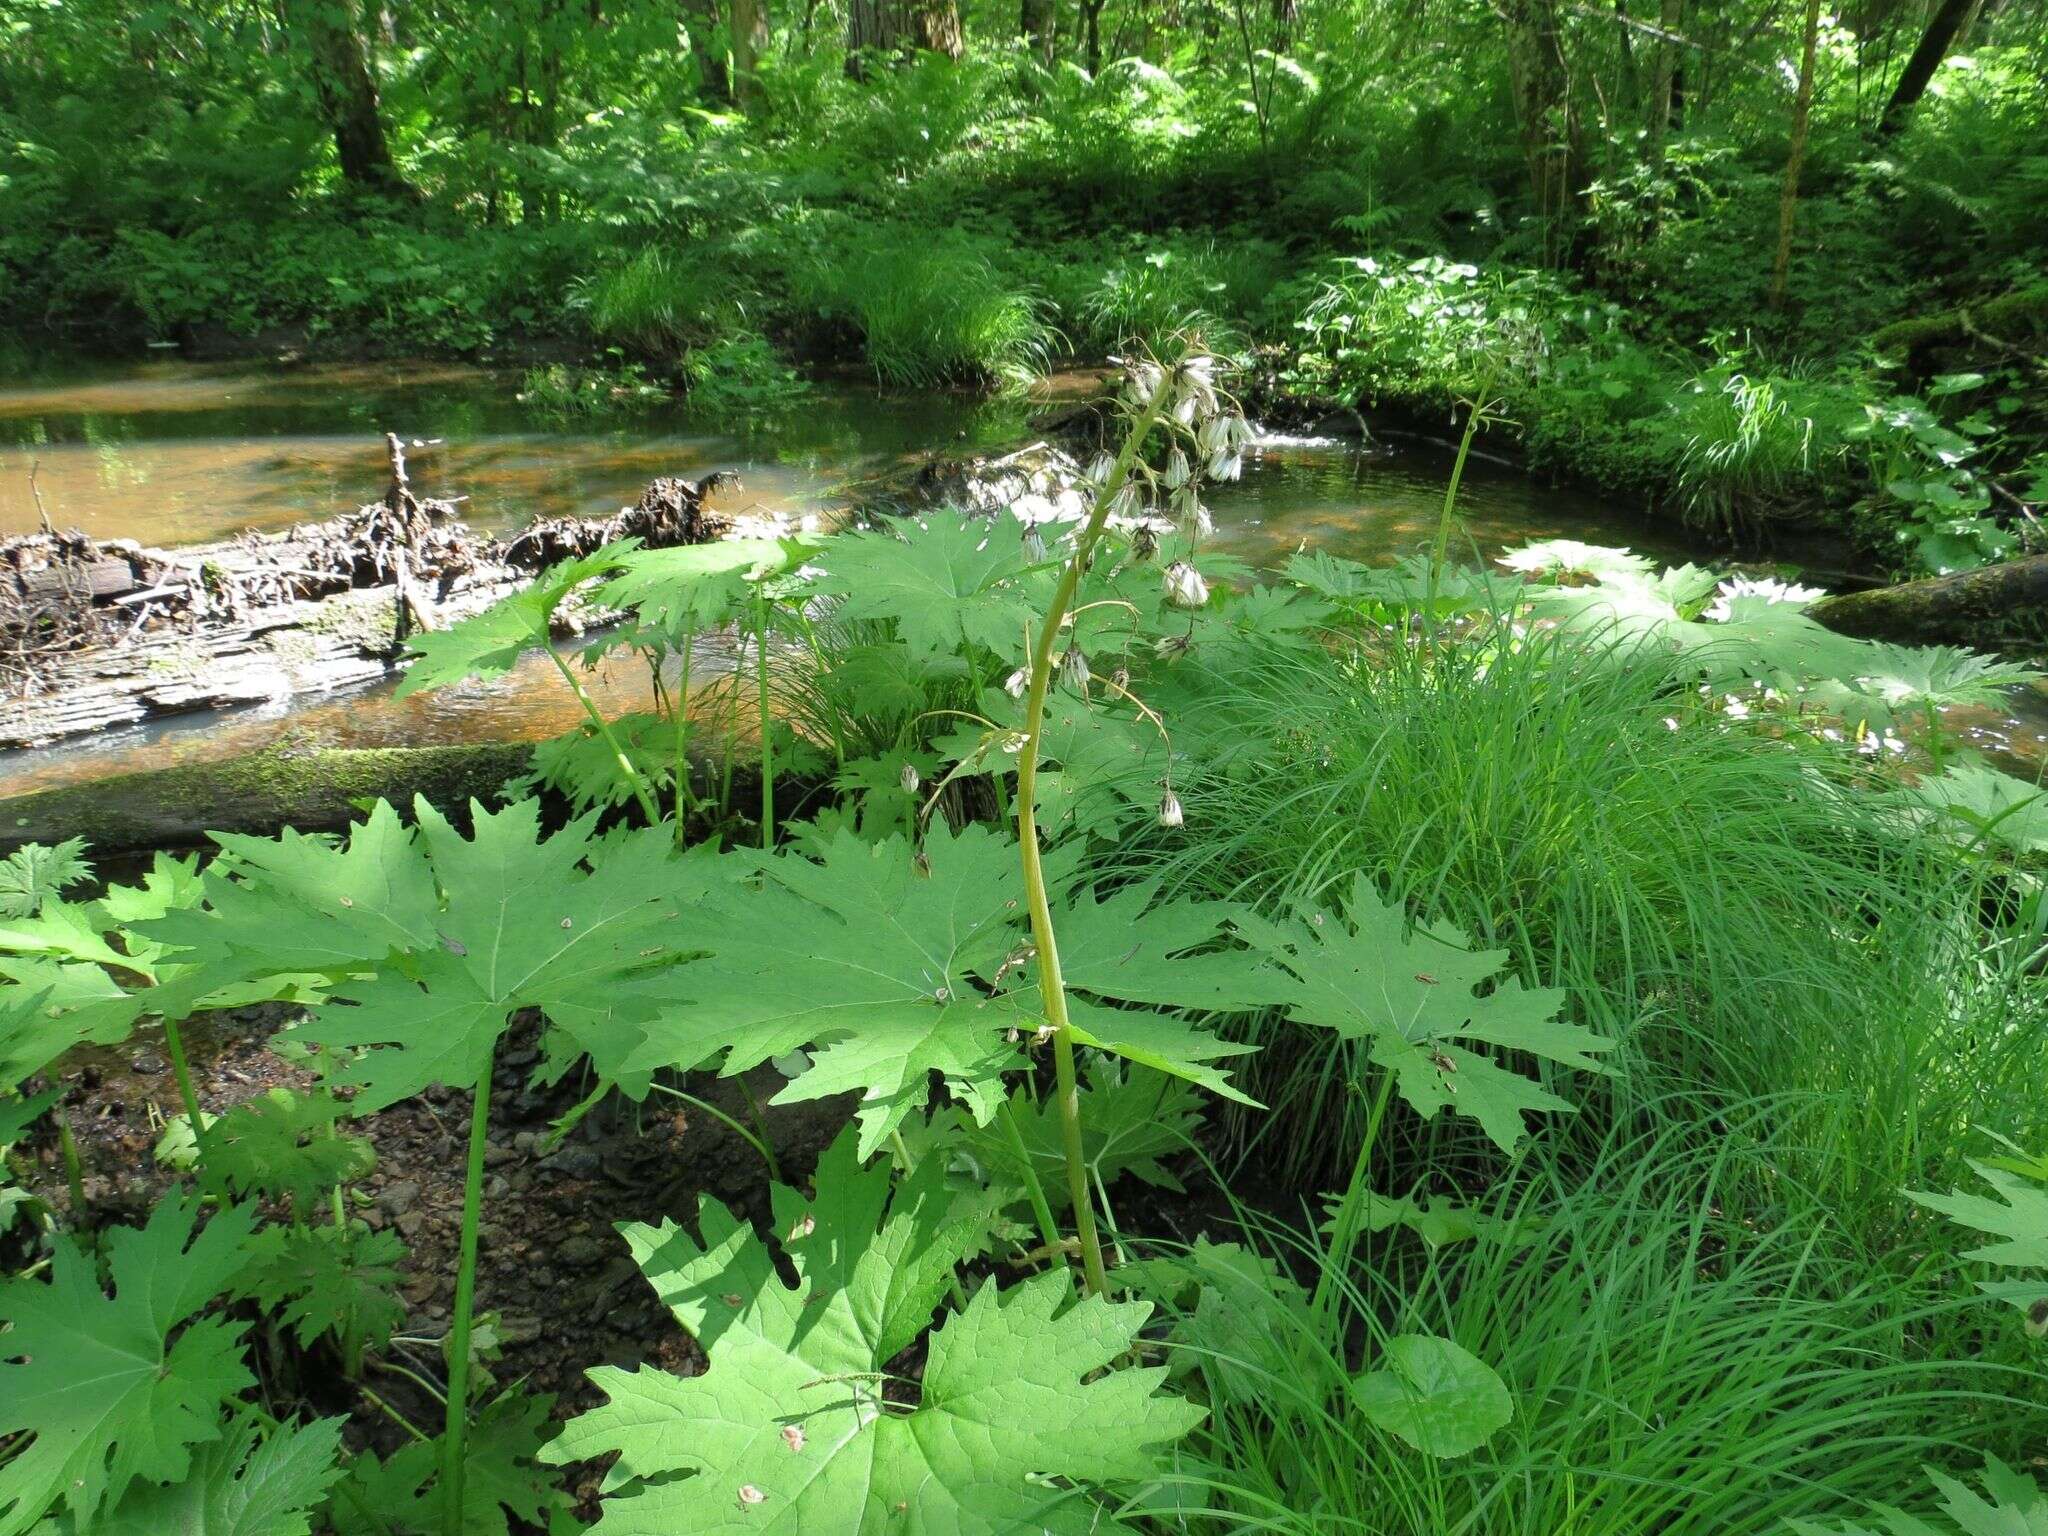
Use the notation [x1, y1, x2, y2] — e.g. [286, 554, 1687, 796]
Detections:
[1909, 1155, 2048, 1327]
[0, 1195, 256, 1536]
[54, 1415, 347, 1536]
[1789, 1459, 2048, 1536]
[1350, 1334, 1513, 1458]
[1236, 874, 1609, 1154]
[238, 1223, 409, 1356]
[0, 841, 92, 921]
[158, 1088, 376, 1212]
[546, 1128, 1204, 1532]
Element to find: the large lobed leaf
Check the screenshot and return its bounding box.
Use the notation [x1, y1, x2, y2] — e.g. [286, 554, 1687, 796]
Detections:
[546, 1128, 1202, 1534]
[1235, 875, 1610, 1153]
[0, 1195, 256, 1536]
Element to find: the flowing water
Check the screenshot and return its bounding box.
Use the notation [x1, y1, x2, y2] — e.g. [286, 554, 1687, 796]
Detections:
[2, 355, 2042, 797]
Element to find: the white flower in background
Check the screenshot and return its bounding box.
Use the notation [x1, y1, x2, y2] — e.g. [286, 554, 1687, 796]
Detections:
[1125, 361, 1165, 402]
[1197, 416, 1232, 457]
[1163, 560, 1210, 610]
[1704, 575, 1826, 623]
[1157, 789, 1185, 829]
[1004, 666, 1030, 698]
[1205, 450, 1243, 483]
[1107, 481, 1142, 520]
[1021, 525, 1047, 563]
[1084, 452, 1116, 486]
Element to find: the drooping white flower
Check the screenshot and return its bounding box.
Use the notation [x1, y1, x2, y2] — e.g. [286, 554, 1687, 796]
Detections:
[899, 763, 922, 794]
[1205, 450, 1243, 483]
[1059, 646, 1091, 691]
[1157, 789, 1185, 829]
[1022, 525, 1047, 563]
[1163, 560, 1210, 610]
[1004, 666, 1030, 698]
[1164, 448, 1192, 490]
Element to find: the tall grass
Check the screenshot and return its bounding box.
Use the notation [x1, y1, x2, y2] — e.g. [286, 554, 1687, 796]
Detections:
[1165, 1117, 2047, 1534]
[577, 245, 741, 354]
[1145, 614, 2046, 1223]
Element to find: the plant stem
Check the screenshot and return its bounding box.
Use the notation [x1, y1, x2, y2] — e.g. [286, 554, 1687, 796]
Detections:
[1424, 358, 1502, 627]
[161, 1016, 214, 1174]
[547, 647, 662, 825]
[56, 1110, 86, 1217]
[1310, 1069, 1398, 1321]
[755, 589, 775, 849]
[440, 1058, 495, 1536]
[999, 1096, 1064, 1257]
[648, 1079, 781, 1179]
[736, 1075, 782, 1182]
[672, 630, 695, 842]
[1014, 365, 1175, 1297]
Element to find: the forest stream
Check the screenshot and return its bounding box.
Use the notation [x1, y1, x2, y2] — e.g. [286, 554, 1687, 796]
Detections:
[4, 355, 2044, 797]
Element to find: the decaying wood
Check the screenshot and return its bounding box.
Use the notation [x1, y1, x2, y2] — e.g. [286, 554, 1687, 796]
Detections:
[1809, 554, 2048, 652]
[0, 445, 736, 752]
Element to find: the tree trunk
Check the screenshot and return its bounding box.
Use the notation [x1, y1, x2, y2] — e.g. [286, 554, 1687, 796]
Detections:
[1877, 0, 1977, 135]
[1021, 0, 1056, 63]
[732, 0, 770, 106]
[290, 0, 417, 197]
[1082, 0, 1105, 72]
[1500, 0, 1581, 237]
[1647, 0, 1683, 156]
[1768, 0, 1822, 309]
[682, 0, 733, 101]
[846, 0, 962, 73]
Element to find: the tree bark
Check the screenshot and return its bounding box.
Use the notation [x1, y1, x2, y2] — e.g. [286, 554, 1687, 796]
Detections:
[1878, 0, 1977, 135]
[289, 0, 417, 197]
[731, 0, 770, 106]
[846, 0, 962, 73]
[681, 0, 734, 101]
[1769, 0, 1822, 309]
[1647, 0, 1684, 157]
[1499, 0, 1581, 236]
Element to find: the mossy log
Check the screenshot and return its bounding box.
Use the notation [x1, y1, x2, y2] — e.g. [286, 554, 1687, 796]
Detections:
[1808, 554, 2048, 652]
[0, 742, 534, 856]
[1869, 285, 2048, 362]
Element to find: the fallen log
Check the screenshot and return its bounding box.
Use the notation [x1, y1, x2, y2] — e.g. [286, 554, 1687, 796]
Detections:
[0, 742, 535, 856]
[0, 447, 735, 752]
[1808, 554, 2048, 652]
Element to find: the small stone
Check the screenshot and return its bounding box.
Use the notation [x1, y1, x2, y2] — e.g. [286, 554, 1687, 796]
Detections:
[378, 1179, 421, 1218]
[395, 1210, 427, 1239]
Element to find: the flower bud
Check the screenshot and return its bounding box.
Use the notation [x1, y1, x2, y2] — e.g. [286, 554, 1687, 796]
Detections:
[1022, 526, 1047, 563]
[1157, 789, 1185, 829]
[1107, 481, 1141, 521]
[1163, 560, 1209, 610]
[899, 763, 921, 794]
[1059, 646, 1091, 691]
[1084, 452, 1116, 486]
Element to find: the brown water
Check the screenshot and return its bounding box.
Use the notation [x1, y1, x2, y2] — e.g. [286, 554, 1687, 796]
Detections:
[1, 355, 2040, 796]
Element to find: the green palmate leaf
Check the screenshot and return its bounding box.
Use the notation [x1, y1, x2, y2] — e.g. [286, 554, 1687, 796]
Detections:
[943, 1063, 1203, 1214]
[811, 510, 1040, 661]
[160, 1088, 375, 1211]
[592, 536, 806, 638]
[1908, 1159, 2048, 1323]
[1120, 1238, 1316, 1410]
[0, 1193, 257, 1536]
[396, 544, 632, 696]
[515, 709, 677, 813]
[1351, 1335, 1512, 1458]
[631, 825, 1253, 1157]
[1235, 876, 1610, 1153]
[327, 1390, 571, 1536]
[148, 799, 716, 1109]
[239, 1222, 408, 1354]
[0, 840, 92, 920]
[0, 974, 146, 1088]
[630, 822, 1034, 1158]
[1788, 1458, 2048, 1536]
[0, 1086, 61, 1147]
[1877, 762, 2048, 857]
[546, 1127, 1201, 1534]
[47, 1415, 347, 1536]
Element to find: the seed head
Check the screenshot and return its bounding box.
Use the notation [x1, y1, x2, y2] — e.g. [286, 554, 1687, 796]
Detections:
[1163, 560, 1210, 611]
[1157, 789, 1185, 829]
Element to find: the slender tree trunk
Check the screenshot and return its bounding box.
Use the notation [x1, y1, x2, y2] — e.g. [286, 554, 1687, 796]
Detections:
[1022, 0, 1056, 62]
[682, 0, 733, 101]
[290, 0, 416, 196]
[1769, 0, 1822, 309]
[732, 0, 769, 106]
[1878, 0, 1978, 134]
[1647, 0, 1683, 157]
[1500, 0, 1581, 240]
[1082, 0, 1105, 71]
